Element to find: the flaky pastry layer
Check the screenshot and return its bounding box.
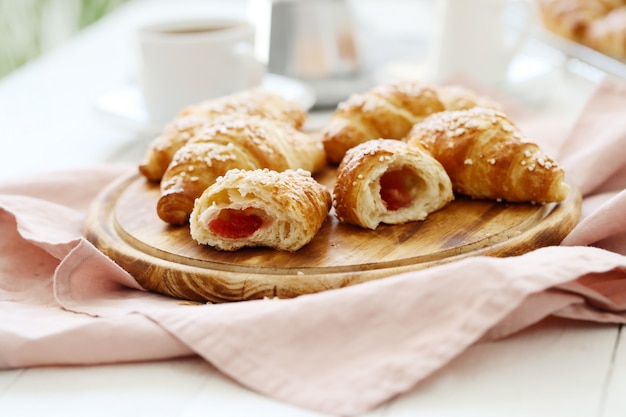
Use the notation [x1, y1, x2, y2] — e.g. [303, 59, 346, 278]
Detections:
[190, 169, 331, 252]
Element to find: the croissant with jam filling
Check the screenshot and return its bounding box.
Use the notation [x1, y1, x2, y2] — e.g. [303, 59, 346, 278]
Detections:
[333, 139, 454, 230]
[406, 107, 570, 203]
[138, 89, 308, 182]
[190, 168, 332, 252]
[157, 115, 326, 225]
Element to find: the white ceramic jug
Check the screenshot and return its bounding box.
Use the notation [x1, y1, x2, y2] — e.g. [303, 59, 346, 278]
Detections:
[429, 0, 530, 87]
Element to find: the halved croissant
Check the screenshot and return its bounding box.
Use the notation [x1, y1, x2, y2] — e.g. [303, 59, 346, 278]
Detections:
[321, 81, 500, 164]
[333, 139, 454, 229]
[406, 107, 570, 203]
[190, 168, 331, 252]
[138, 89, 308, 182]
[157, 115, 326, 225]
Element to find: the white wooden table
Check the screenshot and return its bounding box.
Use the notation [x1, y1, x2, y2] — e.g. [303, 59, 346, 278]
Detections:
[1, 1, 624, 416]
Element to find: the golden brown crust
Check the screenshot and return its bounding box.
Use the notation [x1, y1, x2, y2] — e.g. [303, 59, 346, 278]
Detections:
[322, 81, 446, 164]
[189, 168, 332, 252]
[537, 0, 606, 41]
[157, 115, 326, 225]
[406, 107, 570, 204]
[138, 89, 308, 182]
[585, 6, 626, 57]
[333, 139, 454, 229]
[321, 81, 500, 165]
[537, 0, 626, 59]
[137, 115, 205, 182]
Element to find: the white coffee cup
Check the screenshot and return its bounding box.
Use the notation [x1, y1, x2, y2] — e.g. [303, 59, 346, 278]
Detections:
[136, 18, 266, 124]
[428, 0, 530, 87]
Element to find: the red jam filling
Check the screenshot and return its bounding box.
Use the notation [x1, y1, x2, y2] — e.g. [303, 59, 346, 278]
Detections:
[379, 167, 414, 211]
[208, 207, 265, 239]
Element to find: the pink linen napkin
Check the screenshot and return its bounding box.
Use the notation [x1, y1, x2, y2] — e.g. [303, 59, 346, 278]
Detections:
[2, 77, 626, 416]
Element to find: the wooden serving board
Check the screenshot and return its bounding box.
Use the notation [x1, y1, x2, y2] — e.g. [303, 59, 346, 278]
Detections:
[85, 168, 581, 303]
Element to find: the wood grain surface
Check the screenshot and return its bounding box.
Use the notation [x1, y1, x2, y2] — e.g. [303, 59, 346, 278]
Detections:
[84, 168, 582, 303]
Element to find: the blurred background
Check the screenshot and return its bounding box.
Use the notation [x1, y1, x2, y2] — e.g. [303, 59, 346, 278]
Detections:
[0, 0, 609, 179]
[0, 0, 613, 119]
[0, 0, 433, 80]
[0, 0, 129, 78]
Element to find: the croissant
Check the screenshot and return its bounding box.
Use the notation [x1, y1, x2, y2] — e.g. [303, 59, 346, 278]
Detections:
[333, 139, 454, 229]
[537, 0, 626, 59]
[321, 81, 445, 164]
[190, 168, 332, 252]
[321, 81, 500, 164]
[157, 115, 326, 225]
[584, 6, 626, 58]
[406, 107, 570, 203]
[138, 89, 308, 182]
[537, 0, 609, 42]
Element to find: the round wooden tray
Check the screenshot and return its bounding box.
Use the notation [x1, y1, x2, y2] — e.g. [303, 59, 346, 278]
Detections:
[85, 168, 581, 303]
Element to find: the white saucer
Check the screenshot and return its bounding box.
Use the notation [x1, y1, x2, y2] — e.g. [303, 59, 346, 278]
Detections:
[94, 74, 316, 135]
